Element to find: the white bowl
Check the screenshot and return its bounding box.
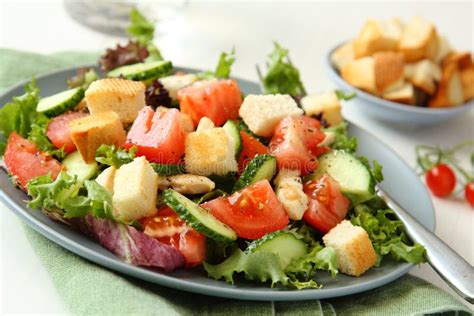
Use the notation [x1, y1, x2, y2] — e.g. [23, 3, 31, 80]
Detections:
[325, 42, 474, 125]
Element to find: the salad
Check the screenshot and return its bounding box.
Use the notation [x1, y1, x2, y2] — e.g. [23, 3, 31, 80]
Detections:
[0, 10, 426, 289]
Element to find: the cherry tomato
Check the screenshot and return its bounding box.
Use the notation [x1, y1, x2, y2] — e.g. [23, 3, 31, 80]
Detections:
[425, 163, 456, 197]
[465, 182, 474, 207]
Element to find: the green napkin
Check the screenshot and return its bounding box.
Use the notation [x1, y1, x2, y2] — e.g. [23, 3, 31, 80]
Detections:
[1, 48, 470, 315]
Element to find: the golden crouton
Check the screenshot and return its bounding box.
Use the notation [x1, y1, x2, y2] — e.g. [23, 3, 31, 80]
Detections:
[404, 59, 442, 95]
[300, 92, 343, 126]
[398, 17, 438, 62]
[69, 111, 126, 163]
[341, 57, 377, 94]
[442, 51, 473, 70]
[428, 63, 464, 108]
[95, 166, 116, 194]
[383, 83, 416, 105]
[323, 220, 377, 277]
[85, 78, 145, 124]
[374, 51, 405, 94]
[460, 65, 474, 102]
[353, 18, 403, 58]
[331, 41, 355, 71]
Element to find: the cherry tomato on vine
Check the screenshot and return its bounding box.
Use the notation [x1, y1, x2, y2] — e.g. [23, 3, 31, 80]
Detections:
[465, 183, 474, 207]
[425, 163, 456, 197]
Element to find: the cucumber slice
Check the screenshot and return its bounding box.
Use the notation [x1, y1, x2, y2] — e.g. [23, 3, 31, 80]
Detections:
[107, 60, 173, 81]
[233, 154, 277, 192]
[163, 189, 237, 243]
[63, 151, 99, 183]
[223, 120, 242, 158]
[246, 231, 307, 269]
[311, 150, 375, 204]
[151, 163, 185, 175]
[36, 87, 84, 116]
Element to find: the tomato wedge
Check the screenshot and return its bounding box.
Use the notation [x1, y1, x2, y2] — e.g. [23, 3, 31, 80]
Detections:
[202, 180, 288, 240]
[178, 80, 242, 126]
[4, 132, 62, 190]
[141, 207, 206, 267]
[124, 106, 187, 164]
[46, 111, 88, 153]
[269, 115, 325, 175]
[238, 131, 268, 173]
[303, 175, 350, 233]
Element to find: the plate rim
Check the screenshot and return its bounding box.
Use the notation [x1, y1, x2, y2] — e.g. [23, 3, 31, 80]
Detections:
[0, 65, 435, 301]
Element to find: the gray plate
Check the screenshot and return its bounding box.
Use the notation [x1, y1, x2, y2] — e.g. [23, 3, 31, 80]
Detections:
[324, 41, 474, 125]
[0, 66, 435, 301]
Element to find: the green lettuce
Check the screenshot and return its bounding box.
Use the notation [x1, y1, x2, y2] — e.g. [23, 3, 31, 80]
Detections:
[358, 156, 384, 184]
[350, 199, 426, 266]
[285, 244, 338, 280]
[323, 122, 357, 153]
[95, 144, 137, 167]
[335, 89, 356, 101]
[126, 8, 163, 62]
[258, 42, 306, 97]
[28, 115, 66, 159]
[0, 78, 41, 155]
[198, 48, 236, 80]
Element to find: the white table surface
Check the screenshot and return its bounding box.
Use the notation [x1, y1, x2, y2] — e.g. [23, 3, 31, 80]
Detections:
[1, 1, 473, 314]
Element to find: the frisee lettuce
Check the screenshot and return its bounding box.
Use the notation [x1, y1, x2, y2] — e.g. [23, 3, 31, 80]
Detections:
[285, 245, 338, 279]
[323, 122, 357, 153]
[95, 144, 137, 167]
[0, 78, 41, 155]
[350, 197, 426, 266]
[358, 156, 384, 184]
[257, 42, 306, 97]
[198, 48, 236, 80]
[126, 8, 163, 62]
[28, 115, 66, 159]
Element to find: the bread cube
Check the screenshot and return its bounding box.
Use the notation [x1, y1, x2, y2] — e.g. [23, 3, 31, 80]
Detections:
[273, 169, 308, 220]
[112, 157, 158, 222]
[460, 65, 474, 102]
[341, 57, 377, 94]
[185, 121, 237, 176]
[69, 111, 126, 163]
[433, 36, 452, 64]
[398, 17, 438, 62]
[159, 74, 197, 101]
[301, 92, 343, 126]
[374, 51, 405, 94]
[353, 18, 403, 58]
[95, 166, 116, 194]
[85, 78, 146, 124]
[405, 59, 442, 95]
[323, 220, 377, 277]
[331, 41, 354, 71]
[442, 51, 473, 70]
[239, 94, 303, 137]
[428, 63, 464, 108]
[382, 83, 416, 105]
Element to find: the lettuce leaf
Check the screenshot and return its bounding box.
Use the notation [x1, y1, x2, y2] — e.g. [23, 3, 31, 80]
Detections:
[350, 200, 426, 265]
[95, 144, 137, 167]
[28, 115, 66, 159]
[126, 8, 163, 62]
[198, 48, 236, 80]
[358, 156, 384, 183]
[0, 78, 41, 155]
[323, 122, 357, 153]
[285, 244, 338, 279]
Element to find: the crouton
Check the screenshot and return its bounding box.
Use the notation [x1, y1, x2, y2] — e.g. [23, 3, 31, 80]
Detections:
[69, 111, 126, 163]
[382, 82, 416, 105]
[442, 51, 473, 70]
[405, 59, 442, 95]
[167, 174, 215, 194]
[159, 74, 197, 101]
[274, 169, 308, 220]
[460, 65, 474, 101]
[112, 157, 158, 222]
[428, 63, 464, 108]
[353, 18, 403, 58]
[239, 94, 303, 137]
[433, 35, 452, 64]
[341, 57, 377, 94]
[323, 220, 377, 277]
[300, 92, 343, 126]
[398, 16, 438, 62]
[185, 119, 238, 176]
[331, 41, 354, 71]
[374, 51, 405, 94]
[95, 166, 116, 194]
[85, 78, 146, 124]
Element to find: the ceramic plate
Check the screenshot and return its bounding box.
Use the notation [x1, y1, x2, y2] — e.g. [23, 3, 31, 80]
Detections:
[0, 66, 435, 301]
[325, 41, 474, 125]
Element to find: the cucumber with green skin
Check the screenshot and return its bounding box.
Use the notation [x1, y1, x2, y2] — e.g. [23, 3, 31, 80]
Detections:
[233, 154, 277, 192]
[163, 189, 237, 243]
[63, 151, 99, 183]
[309, 150, 375, 205]
[222, 120, 242, 158]
[107, 60, 173, 81]
[36, 87, 84, 116]
[246, 231, 307, 269]
[150, 163, 185, 175]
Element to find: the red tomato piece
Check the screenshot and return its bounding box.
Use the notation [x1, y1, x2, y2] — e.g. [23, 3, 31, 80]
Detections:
[46, 112, 88, 153]
[425, 163, 456, 197]
[238, 131, 268, 173]
[465, 182, 474, 208]
[202, 180, 289, 240]
[141, 207, 206, 267]
[125, 106, 187, 164]
[178, 80, 242, 126]
[303, 175, 350, 233]
[4, 132, 62, 190]
[269, 115, 325, 175]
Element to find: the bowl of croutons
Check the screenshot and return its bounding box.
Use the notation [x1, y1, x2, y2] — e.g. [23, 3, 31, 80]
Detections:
[325, 16, 474, 125]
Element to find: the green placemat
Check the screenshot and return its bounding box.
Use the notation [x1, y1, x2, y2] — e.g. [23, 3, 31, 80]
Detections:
[1, 48, 471, 315]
